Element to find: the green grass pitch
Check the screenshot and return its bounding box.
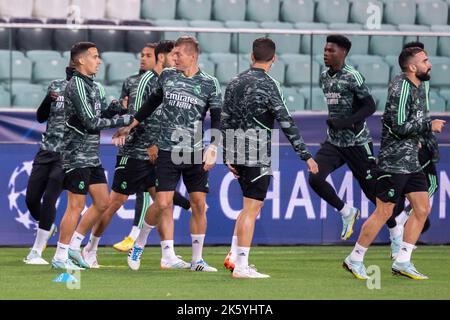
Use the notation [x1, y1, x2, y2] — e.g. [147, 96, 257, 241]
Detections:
[1, 246, 450, 300]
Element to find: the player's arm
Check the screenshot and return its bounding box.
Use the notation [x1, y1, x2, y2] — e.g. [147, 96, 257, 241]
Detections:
[208, 79, 223, 147]
[422, 131, 440, 163]
[327, 73, 376, 130]
[68, 79, 133, 132]
[36, 94, 53, 123]
[96, 82, 127, 118]
[387, 84, 431, 138]
[133, 74, 164, 125]
[36, 82, 60, 122]
[203, 79, 222, 171]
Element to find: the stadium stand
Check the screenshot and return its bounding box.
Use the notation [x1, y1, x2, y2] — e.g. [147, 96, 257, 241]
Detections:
[141, 0, 176, 20]
[212, 0, 246, 22]
[280, 0, 315, 23]
[260, 22, 300, 54]
[0, 0, 448, 110]
[177, 0, 212, 21]
[189, 20, 231, 53]
[33, 0, 69, 19]
[106, 0, 141, 20]
[246, 0, 280, 23]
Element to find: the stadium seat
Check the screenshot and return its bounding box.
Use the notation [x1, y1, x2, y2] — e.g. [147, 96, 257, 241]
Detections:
[0, 51, 32, 83]
[280, 0, 315, 23]
[32, 57, 67, 84]
[10, 19, 53, 51]
[299, 87, 327, 111]
[11, 83, 46, 108]
[260, 22, 300, 54]
[89, 62, 106, 83]
[268, 59, 286, 85]
[429, 57, 450, 88]
[348, 54, 383, 65]
[439, 89, 450, 111]
[328, 23, 368, 55]
[52, 26, 89, 52]
[238, 54, 252, 72]
[353, 60, 390, 87]
[85, 19, 124, 52]
[212, 0, 246, 21]
[246, 0, 280, 23]
[383, 55, 402, 80]
[33, 0, 69, 19]
[399, 25, 438, 57]
[177, 0, 212, 20]
[417, 0, 448, 26]
[141, 0, 176, 20]
[295, 23, 328, 55]
[106, 59, 139, 85]
[209, 53, 239, 84]
[226, 21, 265, 53]
[152, 19, 194, 41]
[0, 86, 10, 107]
[103, 85, 121, 104]
[349, 0, 383, 24]
[120, 20, 161, 53]
[370, 88, 388, 111]
[384, 0, 416, 25]
[26, 50, 62, 62]
[0, 0, 33, 18]
[215, 60, 240, 85]
[431, 25, 450, 57]
[368, 24, 403, 56]
[316, 0, 350, 24]
[0, 23, 13, 50]
[198, 59, 215, 76]
[428, 91, 446, 112]
[283, 87, 305, 111]
[105, 0, 141, 20]
[70, 0, 106, 20]
[189, 20, 230, 53]
[281, 54, 320, 87]
[101, 52, 136, 63]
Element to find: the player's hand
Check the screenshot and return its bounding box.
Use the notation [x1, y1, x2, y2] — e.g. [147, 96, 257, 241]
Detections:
[121, 96, 129, 109]
[203, 144, 217, 171]
[49, 91, 59, 101]
[432, 119, 446, 133]
[112, 126, 131, 146]
[226, 163, 239, 178]
[306, 158, 319, 174]
[147, 145, 158, 164]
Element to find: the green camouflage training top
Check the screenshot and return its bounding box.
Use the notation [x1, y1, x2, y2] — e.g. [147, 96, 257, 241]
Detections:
[378, 74, 432, 174]
[319, 64, 373, 147]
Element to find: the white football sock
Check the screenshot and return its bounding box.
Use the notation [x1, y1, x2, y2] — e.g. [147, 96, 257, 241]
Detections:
[128, 226, 141, 241]
[191, 234, 205, 263]
[389, 225, 402, 239]
[235, 246, 250, 269]
[161, 240, 177, 261]
[396, 242, 416, 263]
[134, 221, 155, 248]
[84, 234, 100, 253]
[350, 243, 368, 262]
[54, 242, 69, 261]
[395, 211, 410, 227]
[69, 231, 85, 251]
[230, 235, 238, 261]
[340, 204, 351, 217]
[32, 228, 50, 256]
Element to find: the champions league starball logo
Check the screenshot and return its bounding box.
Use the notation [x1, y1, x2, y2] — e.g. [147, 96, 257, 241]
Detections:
[7, 161, 37, 230]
